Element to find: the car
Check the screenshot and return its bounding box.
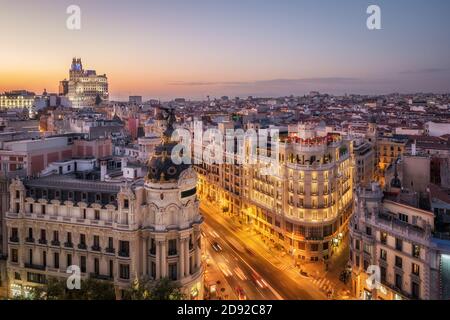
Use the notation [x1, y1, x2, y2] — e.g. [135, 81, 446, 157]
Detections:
[251, 272, 268, 289]
[236, 287, 247, 300]
[212, 241, 223, 252]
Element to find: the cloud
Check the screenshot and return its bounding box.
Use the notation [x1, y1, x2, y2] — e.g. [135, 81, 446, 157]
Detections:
[168, 77, 361, 87]
[399, 68, 450, 75]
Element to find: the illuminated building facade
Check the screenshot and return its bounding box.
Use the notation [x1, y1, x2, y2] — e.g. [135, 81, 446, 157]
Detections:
[4, 109, 204, 299]
[66, 58, 108, 108]
[349, 182, 450, 300]
[377, 136, 408, 173]
[196, 123, 354, 263]
[0, 91, 35, 111]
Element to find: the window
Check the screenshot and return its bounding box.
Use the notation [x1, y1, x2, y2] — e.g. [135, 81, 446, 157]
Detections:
[42, 205, 46, 215]
[366, 227, 372, 236]
[67, 254, 72, 267]
[40, 229, 46, 241]
[181, 187, 196, 198]
[109, 260, 114, 278]
[395, 238, 403, 251]
[395, 256, 403, 269]
[355, 240, 360, 250]
[53, 231, 59, 242]
[168, 239, 177, 255]
[80, 256, 86, 273]
[108, 237, 114, 249]
[29, 204, 33, 213]
[380, 232, 387, 244]
[151, 262, 156, 279]
[11, 249, 18, 263]
[398, 213, 408, 223]
[80, 234, 86, 245]
[412, 282, 420, 299]
[123, 199, 129, 209]
[94, 258, 100, 275]
[28, 228, 33, 241]
[90, 236, 99, 251]
[27, 272, 46, 284]
[54, 253, 59, 269]
[150, 238, 156, 255]
[94, 210, 100, 220]
[119, 264, 130, 279]
[119, 241, 130, 257]
[169, 263, 177, 280]
[412, 263, 420, 276]
[82, 209, 86, 219]
[412, 244, 420, 258]
[11, 227, 19, 241]
[67, 232, 72, 244]
[380, 249, 387, 261]
[395, 274, 403, 290]
[380, 266, 387, 282]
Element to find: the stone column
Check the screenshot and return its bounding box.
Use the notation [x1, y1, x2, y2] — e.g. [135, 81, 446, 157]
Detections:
[195, 235, 201, 270]
[161, 240, 167, 278]
[179, 238, 185, 279]
[184, 239, 190, 276]
[155, 240, 161, 279]
[142, 237, 148, 276]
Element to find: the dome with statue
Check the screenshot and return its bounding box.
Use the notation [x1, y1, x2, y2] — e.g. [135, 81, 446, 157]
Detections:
[146, 106, 189, 183]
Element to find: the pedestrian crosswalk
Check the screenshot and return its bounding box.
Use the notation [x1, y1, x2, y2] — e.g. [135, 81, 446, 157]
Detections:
[312, 277, 333, 292]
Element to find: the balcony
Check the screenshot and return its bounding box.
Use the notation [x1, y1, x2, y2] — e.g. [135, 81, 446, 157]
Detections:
[38, 239, 48, 245]
[149, 248, 156, 255]
[25, 237, 35, 244]
[78, 243, 87, 250]
[91, 245, 101, 252]
[90, 273, 113, 281]
[105, 247, 115, 254]
[25, 263, 46, 271]
[9, 237, 19, 243]
[118, 251, 129, 258]
[168, 249, 178, 256]
[51, 240, 60, 247]
[64, 242, 73, 248]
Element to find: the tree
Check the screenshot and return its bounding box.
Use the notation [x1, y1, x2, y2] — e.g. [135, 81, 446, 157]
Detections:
[25, 277, 116, 300]
[124, 277, 185, 300]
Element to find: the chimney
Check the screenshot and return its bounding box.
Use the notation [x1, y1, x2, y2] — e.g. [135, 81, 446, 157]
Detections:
[100, 160, 107, 182]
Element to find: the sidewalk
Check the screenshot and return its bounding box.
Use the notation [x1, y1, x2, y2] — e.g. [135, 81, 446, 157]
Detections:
[204, 250, 238, 300]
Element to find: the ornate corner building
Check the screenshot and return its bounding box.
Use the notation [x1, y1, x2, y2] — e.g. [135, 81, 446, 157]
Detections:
[196, 123, 354, 263]
[4, 108, 204, 299]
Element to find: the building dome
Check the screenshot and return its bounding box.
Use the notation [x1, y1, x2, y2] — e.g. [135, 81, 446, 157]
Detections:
[146, 106, 189, 182]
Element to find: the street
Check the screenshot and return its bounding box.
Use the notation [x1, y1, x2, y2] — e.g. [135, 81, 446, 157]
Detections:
[201, 204, 328, 300]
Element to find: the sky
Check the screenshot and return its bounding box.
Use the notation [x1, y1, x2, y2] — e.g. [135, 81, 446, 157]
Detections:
[0, 0, 449, 100]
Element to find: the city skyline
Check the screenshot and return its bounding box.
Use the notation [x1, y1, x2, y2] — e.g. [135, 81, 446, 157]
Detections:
[1, 0, 450, 100]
